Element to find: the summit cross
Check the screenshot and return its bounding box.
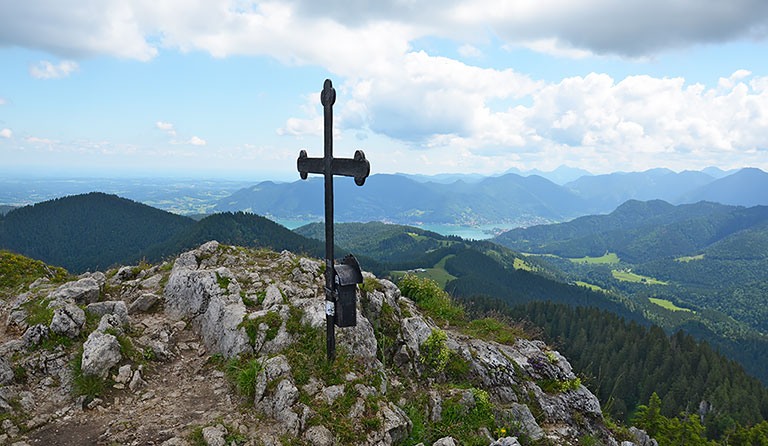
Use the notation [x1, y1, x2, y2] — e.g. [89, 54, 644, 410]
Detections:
[296, 79, 370, 362]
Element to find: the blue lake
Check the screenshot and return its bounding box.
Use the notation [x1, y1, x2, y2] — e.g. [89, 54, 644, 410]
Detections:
[275, 219, 516, 240]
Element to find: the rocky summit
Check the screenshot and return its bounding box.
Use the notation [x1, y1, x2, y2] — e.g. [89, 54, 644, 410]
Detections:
[0, 241, 655, 446]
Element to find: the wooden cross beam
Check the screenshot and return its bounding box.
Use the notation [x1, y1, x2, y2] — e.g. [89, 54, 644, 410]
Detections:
[296, 79, 370, 362]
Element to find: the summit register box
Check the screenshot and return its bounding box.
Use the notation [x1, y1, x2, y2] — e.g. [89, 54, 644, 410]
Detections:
[333, 254, 363, 328]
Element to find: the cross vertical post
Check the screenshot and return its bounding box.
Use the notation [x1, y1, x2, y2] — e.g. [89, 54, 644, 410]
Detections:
[297, 79, 370, 362]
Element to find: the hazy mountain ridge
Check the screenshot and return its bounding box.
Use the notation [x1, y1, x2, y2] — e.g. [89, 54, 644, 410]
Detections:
[215, 173, 590, 225]
[213, 167, 767, 226]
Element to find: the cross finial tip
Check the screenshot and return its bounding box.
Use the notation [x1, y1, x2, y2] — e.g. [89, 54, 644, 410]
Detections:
[321, 79, 336, 107]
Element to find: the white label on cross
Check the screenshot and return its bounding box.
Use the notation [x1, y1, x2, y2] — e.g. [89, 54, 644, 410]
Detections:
[326, 301, 335, 316]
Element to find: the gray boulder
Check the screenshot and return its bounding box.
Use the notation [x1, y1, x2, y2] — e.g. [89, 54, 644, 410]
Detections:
[128, 293, 159, 314]
[336, 308, 379, 367]
[379, 402, 412, 444]
[303, 425, 334, 446]
[49, 304, 86, 338]
[50, 278, 99, 304]
[86, 301, 128, 323]
[22, 324, 49, 347]
[262, 284, 283, 309]
[164, 263, 250, 358]
[400, 316, 433, 357]
[494, 403, 544, 441]
[201, 424, 226, 446]
[490, 438, 522, 446]
[629, 427, 659, 446]
[433, 438, 458, 446]
[0, 358, 14, 385]
[81, 332, 121, 378]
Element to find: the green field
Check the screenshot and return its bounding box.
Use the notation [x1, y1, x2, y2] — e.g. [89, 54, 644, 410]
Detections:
[569, 252, 620, 264]
[649, 297, 694, 313]
[675, 254, 705, 262]
[612, 269, 668, 285]
[391, 254, 457, 288]
[575, 281, 608, 293]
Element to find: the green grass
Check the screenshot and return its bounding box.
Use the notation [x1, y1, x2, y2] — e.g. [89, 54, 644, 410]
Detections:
[512, 258, 533, 271]
[0, 250, 69, 297]
[462, 317, 528, 344]
[575, 281, 608, 293]
[674, 254, 705, 262]
[397, 274, 465, 326]
[390, 254, 457, 288]
[569, 252, 620, 264]
[612, 270, 668, 285]
[648, 298, 694, 313]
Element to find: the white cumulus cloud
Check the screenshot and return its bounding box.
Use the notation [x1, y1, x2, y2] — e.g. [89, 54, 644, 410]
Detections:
[0, 128, 12, 138]
[29, 60, 79, 79]
[187, 136, 206, 146]
[156, 121, 177, 136]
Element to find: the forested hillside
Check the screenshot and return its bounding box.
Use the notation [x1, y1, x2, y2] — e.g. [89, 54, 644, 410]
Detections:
[0, 192, 195, 272]
[462, 297, 768, 443]
[138, 211, 327, 263]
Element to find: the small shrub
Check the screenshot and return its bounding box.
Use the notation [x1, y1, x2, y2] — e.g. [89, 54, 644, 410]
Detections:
[359, 277, 383, 294]
[398, 274, 464, 326]
[420, 329, 451, 373]
[545, 351, 558, 364]
[215, 272, 231, 293]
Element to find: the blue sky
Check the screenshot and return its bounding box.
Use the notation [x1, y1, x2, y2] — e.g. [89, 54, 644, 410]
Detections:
[1, 1, 768, 181]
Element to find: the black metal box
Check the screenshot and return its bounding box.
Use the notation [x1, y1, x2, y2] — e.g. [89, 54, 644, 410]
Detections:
[334, 254, 363, 327]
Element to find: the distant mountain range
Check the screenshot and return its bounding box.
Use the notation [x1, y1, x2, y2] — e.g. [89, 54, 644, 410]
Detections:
[399, 164, 593, 185]
[214, 167, 768, 225]
[214, 173, 591, 226]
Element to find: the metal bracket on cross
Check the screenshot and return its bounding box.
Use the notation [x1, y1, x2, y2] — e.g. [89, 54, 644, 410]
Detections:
[296, 79, 371, 362]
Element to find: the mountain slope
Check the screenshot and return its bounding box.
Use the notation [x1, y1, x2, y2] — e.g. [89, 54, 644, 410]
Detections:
[493, 200, 737, 257]
[679, 167, 768, 206]
[564, 168, 715, 212]
[0, 192, 195, 273]
[139, 211, 327, 263]
[216, 173, 590, 225]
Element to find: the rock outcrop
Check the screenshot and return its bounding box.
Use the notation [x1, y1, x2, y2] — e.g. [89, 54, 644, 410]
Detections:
[0, 242, 656, 446]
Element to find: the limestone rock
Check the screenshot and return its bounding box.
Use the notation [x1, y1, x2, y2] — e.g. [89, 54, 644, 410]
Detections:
[97, 313, 125, 335]
[129, 370, 146, 392]
[49, 303, 86, 338]
[81, 332, 121, 378]
[116, 365, 133, 384]
[22, 324, 49, 347]
[490, 438, 522, 446]
[629, 427, 659, 446]
[50, 277, 100, 304]
[400, 316, 433, 358]
[86, 300, 129, 323]
[201, 424, 227, 446]
[164, 262, 250, 358]
[262, 284, 283, 309]
[129, 293, 159, 313]
[303, 425, 334, 446]
[320, 385, 345, 405]
[433, 438, 457, 446]
[494, 403, 544, 441]
[114, 266, 138, 282]
[336, 308, 379, 367]
[0, 358, 14, 385]
[380, 402, 412, 444]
